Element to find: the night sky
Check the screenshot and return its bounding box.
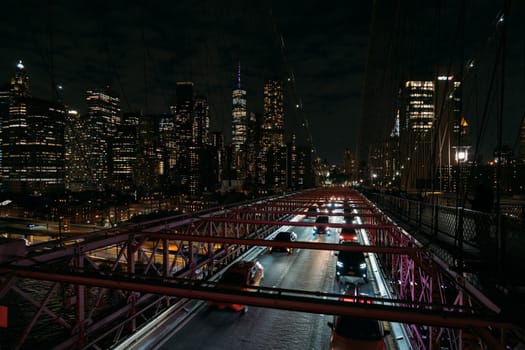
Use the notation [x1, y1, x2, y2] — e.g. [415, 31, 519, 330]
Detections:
[1, 1, 524, 165]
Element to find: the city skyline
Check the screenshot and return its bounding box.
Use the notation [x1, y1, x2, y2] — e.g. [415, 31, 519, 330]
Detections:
[0, 60, 313, 197]
[1, 1, 524, 167]
[0, 1, 372, 166]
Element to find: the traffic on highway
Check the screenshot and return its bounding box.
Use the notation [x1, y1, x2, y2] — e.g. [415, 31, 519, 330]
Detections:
[154, 200, 405, 350]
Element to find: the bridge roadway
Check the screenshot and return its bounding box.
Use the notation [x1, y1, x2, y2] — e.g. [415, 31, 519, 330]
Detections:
[155, 214, 396, 350]
[160, 220, 338, 349]
[0, 188, 517, 349]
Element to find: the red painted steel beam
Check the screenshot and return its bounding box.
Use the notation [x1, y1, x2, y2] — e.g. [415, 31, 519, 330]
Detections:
[0, 266, 510, 330]
[137, 233, 419, 255]
[11, 233, 132, 266]
[227, 209, 383, 217]
[196, 217, 396, 229]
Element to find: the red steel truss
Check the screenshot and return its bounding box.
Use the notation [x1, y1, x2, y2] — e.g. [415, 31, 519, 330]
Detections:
[0, 188, 517, 349]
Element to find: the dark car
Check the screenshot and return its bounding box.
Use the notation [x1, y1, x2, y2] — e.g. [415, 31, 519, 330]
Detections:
[269, 231, 298, 254]
[336, 243, 368, 283]
[313, 215, 330, 234]
[306, 206, 320, 218]
[343, 205, 355, 220]
[339, 227, 359, 244]
[343, 213, 355, 224]
[327, 315, 389, 350]
[208, 260, 264, 313]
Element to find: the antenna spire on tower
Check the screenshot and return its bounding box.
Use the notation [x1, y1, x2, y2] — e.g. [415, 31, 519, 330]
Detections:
[237, 61, 241, 89]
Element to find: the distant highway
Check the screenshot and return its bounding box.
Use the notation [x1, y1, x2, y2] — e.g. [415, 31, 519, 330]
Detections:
[0, 217, 102, 244]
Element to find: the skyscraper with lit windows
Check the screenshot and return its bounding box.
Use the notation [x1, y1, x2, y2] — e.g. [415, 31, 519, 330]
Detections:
[246, 112, 262, 188]
[262, 80, 284, 147]
[190, 94, 210, 195]
[134, 113, 161, 195]
[172, 82, 194, 194]
[343, 148, 356, 178]
[210, 131, 225, 187]
[64, 109, 91, 192]
[1, 61, 66, 194]
[261, 79, 285, 191]
[112, 122, 137, 192]
[85, 86, 121, 191]
[398, 80, 434, 192]
[232, 63, 247, 180]
[0, 84, 10, 179]
[193, 95, 210, 147]
[10, 60, 30, 98]
[434, 73, 468, 192]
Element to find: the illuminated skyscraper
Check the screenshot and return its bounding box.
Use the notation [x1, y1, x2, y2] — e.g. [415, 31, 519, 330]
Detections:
[210, 131, 225, 186]
[402, 80, 434, 132]
[1, 62, 66, 194]
[64, 109, 92, 192]
[193, 95, 210, 147]
[262, 80, 284, 148]
[232, 63, 247, 179]
[343, 148, 356, 178]
[434, 74, 468, 192]
[261, 79, 285, 191]
[10, 60, 30, 98]
[246, 112, 262, 187]
[134, 113, 161, 195]
[158, 113, 175, 178]
[190, 95, 210, 195]
[398, 80, 434, 192]
[287, 134, 298, 189]
[172, 82, 194, 194]
[0, 84, 9, 178]
[85, 87, 121, 191]
[112, 122, 137, 192]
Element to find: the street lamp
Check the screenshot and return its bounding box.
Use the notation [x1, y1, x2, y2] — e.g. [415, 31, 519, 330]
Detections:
[371, 173, 378, 187]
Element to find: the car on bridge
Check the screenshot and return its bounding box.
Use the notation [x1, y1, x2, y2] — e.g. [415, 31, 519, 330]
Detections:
[269, 231, 297, 254]
[339, 227, 359, 244]
[335, 242, 368, 283]
[342, 213, 355, 224]
[306, 206, 320, 218]
[313, 215, 330, 234]
[327, 314, 389, 350]
[208, 260, 264, 313]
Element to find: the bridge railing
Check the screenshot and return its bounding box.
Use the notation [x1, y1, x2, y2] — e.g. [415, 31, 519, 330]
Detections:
[364, 191, 525, 288]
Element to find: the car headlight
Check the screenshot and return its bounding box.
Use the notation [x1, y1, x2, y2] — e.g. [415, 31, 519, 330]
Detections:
[336, 261, 344, 268]
[360, 263, 367, 269]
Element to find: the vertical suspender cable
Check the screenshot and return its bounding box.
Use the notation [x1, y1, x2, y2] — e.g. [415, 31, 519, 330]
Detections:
[495, 0, 510, 278]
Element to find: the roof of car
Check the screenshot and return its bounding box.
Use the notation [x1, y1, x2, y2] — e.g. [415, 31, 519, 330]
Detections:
[274, 231, 296, 240]
[335, 316, 384, 340]
[315, 216, 329, 222]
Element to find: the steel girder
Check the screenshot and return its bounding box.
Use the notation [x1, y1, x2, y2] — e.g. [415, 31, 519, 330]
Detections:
[0, 188, 514, 349]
